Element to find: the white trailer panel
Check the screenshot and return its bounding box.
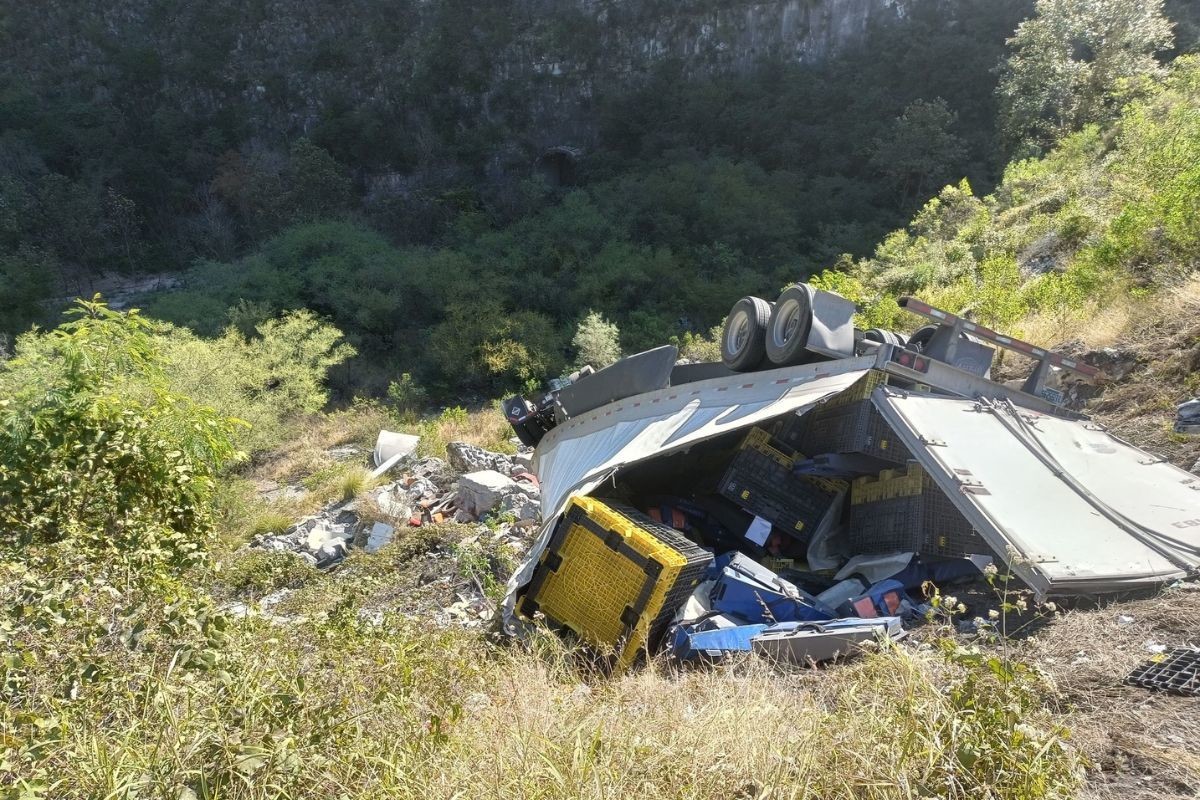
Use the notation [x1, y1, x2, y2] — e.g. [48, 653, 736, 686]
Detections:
[874, 390, 1200, 596]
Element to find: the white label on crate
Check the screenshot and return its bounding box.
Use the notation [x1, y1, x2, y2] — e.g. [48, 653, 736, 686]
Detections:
[745, 516, 772, 546]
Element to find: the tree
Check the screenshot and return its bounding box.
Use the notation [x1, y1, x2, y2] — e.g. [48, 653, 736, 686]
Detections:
[572, 310, 622, 369]
[870, 99, 969, 202]
[998, 0, 1175, 149]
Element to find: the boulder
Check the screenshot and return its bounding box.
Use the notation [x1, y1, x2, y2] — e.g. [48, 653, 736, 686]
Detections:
[510, 452, 534, 476]
[456, 470, 521, 518]
[455, 469, 541, 523]
[446, 442, 513, 475]
[409, 457, 455, 489]
[499, 491, 541, 526]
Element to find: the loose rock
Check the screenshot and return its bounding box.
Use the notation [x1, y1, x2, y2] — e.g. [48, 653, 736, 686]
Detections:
[447, 441, 514, 475]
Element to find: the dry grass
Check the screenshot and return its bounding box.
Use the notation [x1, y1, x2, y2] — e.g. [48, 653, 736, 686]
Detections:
[253, 403, 394, 484]
[1021, 585, 1200, 799]
[1019, 296, 1136, 353]
[994, 277, 1200, 472]
[417, 404, 516, 459]
[1072, 277, 1200, 471]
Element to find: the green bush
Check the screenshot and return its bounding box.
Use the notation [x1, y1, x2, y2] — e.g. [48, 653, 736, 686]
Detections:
[571, 310, 622, 369]
[0, 298, 241, 574]
[159, 309, 355, 456]
[220, 550, 319, 598]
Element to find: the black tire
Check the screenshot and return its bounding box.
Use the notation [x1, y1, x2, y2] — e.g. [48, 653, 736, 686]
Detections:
[906, 325, 938, 353]
[865, 328, 907, 347]
[765, 284, 816, 366]
[721, 296, 773, 372]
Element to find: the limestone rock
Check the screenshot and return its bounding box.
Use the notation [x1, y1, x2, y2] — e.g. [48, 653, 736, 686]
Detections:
[456, 470, 522, 517]
[446, 442, 513, 475]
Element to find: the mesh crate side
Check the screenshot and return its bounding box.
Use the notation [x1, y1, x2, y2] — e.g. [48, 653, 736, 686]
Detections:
[520, 496, 714, 672]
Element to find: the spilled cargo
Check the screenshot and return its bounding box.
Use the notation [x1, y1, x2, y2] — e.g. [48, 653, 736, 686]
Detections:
[501, 284, 1200, 671]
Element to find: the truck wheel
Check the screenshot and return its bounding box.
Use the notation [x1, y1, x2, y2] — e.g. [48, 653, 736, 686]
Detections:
[906, 325, 938, 353]
[865, 328, 907, 347]
[721, 296, 773, 372]
[765, 284, 816, 366]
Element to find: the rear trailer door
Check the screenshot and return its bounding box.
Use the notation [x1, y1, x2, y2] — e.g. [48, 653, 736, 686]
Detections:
[874, 390, 1200, 597]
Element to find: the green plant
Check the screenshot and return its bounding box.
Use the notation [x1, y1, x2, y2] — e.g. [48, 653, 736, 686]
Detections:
[571, 310, 622, 369]
[0, 298, 243, 574]
[220, 550, 319, 598]
[338, 465, 377, 501]
[387, 372, 429, 413]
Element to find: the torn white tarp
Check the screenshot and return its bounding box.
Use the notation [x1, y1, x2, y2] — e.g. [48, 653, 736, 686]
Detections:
[501, 357, 876, 632]
[875, 389, 1200, 597]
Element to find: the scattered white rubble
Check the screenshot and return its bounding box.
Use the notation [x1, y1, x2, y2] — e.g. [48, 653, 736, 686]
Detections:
[365, 521, 396, 553]
[240, 436, 539, 629]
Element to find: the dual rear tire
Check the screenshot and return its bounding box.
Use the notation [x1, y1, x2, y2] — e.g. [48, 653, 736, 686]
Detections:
[720, 285, 818, 371]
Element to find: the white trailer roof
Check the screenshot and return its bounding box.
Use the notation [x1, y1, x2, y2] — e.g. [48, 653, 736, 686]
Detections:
[501, 358, 877, 631]
[874, 389, 1200, 597]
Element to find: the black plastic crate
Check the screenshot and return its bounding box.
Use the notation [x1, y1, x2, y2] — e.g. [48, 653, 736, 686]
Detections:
[1126, 647, 1200, 696]
[779, 398, 911, 464]
[848, 464, 987, 557]
[717, 431, 846, 541]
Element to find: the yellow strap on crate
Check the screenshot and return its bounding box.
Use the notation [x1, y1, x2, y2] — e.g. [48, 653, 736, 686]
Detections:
[741, 427, 800, 468]
[821, 369, 888, 410]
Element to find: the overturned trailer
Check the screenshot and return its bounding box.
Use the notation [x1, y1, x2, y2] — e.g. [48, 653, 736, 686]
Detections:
[501, 287, 1200, 665]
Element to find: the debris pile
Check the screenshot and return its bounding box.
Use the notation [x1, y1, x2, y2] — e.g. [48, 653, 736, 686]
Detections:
[246, 433, 541, 579]
[1177, 398, 1200, 435]
[514, 376, 1004, 670]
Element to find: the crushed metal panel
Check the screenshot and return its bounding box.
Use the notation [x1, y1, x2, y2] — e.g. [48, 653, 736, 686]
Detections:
[873, 390, 1200, 596]
[502, 359, 877, 632]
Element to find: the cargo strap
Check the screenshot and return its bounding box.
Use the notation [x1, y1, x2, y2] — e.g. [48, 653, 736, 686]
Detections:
[521, 506, 662, 647]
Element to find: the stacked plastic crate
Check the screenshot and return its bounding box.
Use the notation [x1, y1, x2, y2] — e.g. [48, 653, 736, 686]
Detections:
[847, 462, 986, 557]
[717, 427, 847, 543]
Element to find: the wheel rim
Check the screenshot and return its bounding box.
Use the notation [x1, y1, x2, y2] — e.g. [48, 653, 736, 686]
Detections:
[773, 298, 802, 348]
[726, 309, 750, 354]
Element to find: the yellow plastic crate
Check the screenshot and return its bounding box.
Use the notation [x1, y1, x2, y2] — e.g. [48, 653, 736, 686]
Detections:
[518, 496, 712, 672]
[741, 426, 800, 468]
[821, 369, 888, 410]
[851, 461, 929, 505]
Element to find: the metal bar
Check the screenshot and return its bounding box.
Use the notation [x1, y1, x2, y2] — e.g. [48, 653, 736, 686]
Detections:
[898, 296, 1100, 380]
[871, 344, 1085, 418]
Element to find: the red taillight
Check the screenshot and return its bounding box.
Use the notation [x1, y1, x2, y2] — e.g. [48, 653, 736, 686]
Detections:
[891, 349, 930, 373]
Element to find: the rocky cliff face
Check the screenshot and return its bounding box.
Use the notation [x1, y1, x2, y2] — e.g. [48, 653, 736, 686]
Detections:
[504, 0, 908, 156]
[1, 0, 910, 194]
[588, 0, 904, 71]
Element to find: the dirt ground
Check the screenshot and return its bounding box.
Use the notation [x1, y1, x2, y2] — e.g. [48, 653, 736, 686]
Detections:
[1014, 585, 1200, 799]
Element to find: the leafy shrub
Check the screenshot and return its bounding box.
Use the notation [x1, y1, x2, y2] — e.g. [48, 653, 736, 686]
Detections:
[158, 310, 355, 456]
[387, 372, 429, 414]
[220, 550, 319, 598]
[571, 310, 622, 369]
[0, 299, 241, 574]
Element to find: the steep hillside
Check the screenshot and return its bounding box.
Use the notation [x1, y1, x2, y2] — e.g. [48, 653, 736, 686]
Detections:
[1, 0, 1031, 354]
[816, 54, 1200, 469]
